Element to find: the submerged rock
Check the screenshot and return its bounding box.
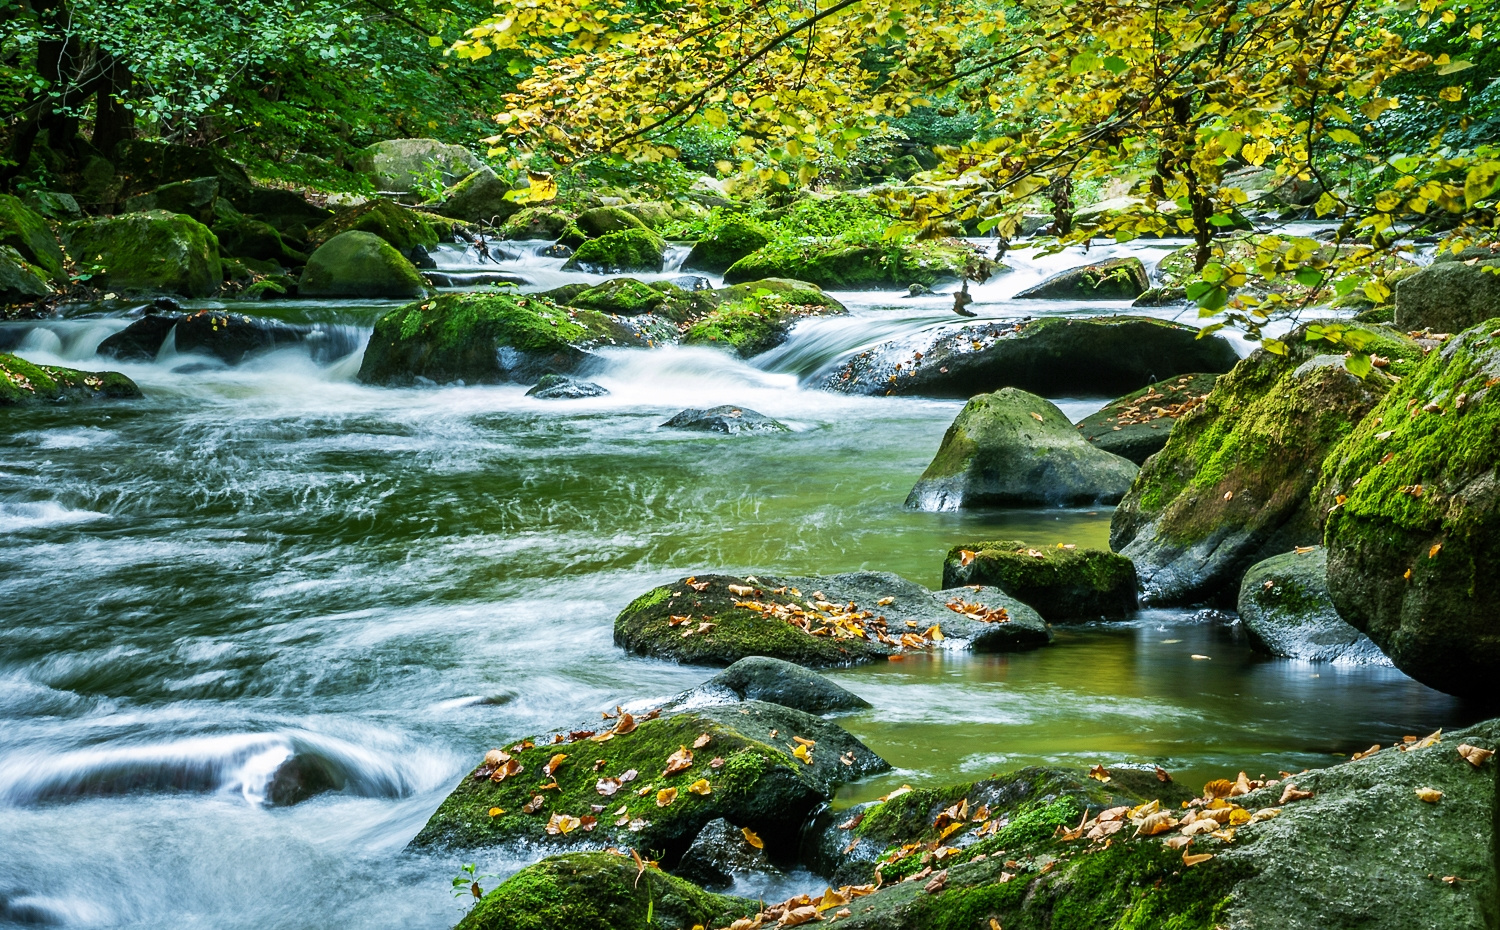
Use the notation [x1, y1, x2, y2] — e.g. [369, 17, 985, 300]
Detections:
[615, 572, 1050, 668]
[525, 374, 609, 399]
[1014, 256, 1150, 300]
[1393, 249, 1500, 334]
[661, 405, 789, 434]
[1075, 372, 1220, 464]
[687, 656, 871, 715]
[1237, 548, 1387, 664]
[265, 752, 344, 806]
[907, 389, 1139, 510]
[676, 817, 780, 888]
[723, 239, 981, 290]
[0, 353, 142, 406]
[410, 701, 887, 859]
[942, 540, 1138, 621]
[456, 851, 757, 930]
[298, 231, 426, 299]
[683, 218, 771, 274]
[821, 315, 1238, 398]
[62, 210, 222, 298]
[562, 228, 666, 273]
[1319, 320, 1500, 695]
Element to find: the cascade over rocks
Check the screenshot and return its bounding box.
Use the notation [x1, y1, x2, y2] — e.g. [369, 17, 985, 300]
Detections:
[0, 353, 141, 406]
[1075, 372, 1220, 464]
[1237, 548, 1387, 664]
[681, 279, 845, 357]
[97, 310, 313, 365]
[1014, 256, 1150, 300]
[821, 316, 1239, 398]
[942, 541, 1138, 621]
[907, 389, 1139, 511]
[299, 232, 426, 299]
[615, 571, 1051, 667]
[62, 210, 222, 297]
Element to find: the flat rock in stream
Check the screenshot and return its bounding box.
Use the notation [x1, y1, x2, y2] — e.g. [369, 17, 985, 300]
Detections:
[820, 315, 1239, 398]
[615, 572, 1051, 668]
[661, 405, 788, 434]
[0, 353, 142, 406]
[525, 374, 609, 399]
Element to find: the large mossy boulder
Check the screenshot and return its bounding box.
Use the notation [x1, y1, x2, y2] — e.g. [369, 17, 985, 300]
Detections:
[122, 176, 227, 225]
[1015, 257, 1150, 300]
[941, 540, 1137, 621]
[410, 701, 888, 858]
[357, 291, 633, 386]
[562, 228, 666, 273]
[574, 206, 649, 239]
[619, 200, 707, 229]
[1393, 251, 1500, 334]
[352, 138, 482, 194]
[306, 199, 439, 256]
[456, 851, 757, 930]
[63, 210, 222, 298]
[0, 247, 52, 305]
[682, 280, 845, 357]
[1110, 325, 1421, 606]
[298, 231, 426, 299]
[723, 239, 977, 290]
[1237, 547, 1387, 664]
[102, 140, 252, 208]
[212, 217, 307, 265]
[0, 194, 65, 280]
[1318, 321, 1500, 695]
[1075, 372, 1220, 464]
[561, 277, 679, 317]
[500, 206, 574, 241]
[615, 572, 1051, 668]
[822, 316, 1239, 398]
[230, 187, 333, 240]
[436, 166, 521, 225]
[0, 353, 141, 406]
[683, 218, 772, 273]
[907, 389, 1139, 511]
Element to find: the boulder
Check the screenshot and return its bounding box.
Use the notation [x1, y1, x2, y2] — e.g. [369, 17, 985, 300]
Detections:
[562, 277, 678, 316]
[661, 405, 789, 434]
[1237, 548, 1387, 663]
[692, 656, 871, 715]
[525, 374, 609, 399]
[298, 231, 426, 299]
[122, 176, 227, 225]
[1318, 320, 1500, 695]
[1222, 164, 1324, 208]
[562, 228, 666, 273]
[615, 572, 1051, 667]
[682, 281, 845, 357]
[1111, 324, 1422, 606]
[265, 753, 343, 807]
[62, 210, 222, 297]
[574, 206, 649, 239]
[0, 195, 64, 281]
[22, 190, 81, 221]
[1015, 257, 1150, 300]
[97, 310, 310, 365]
[0, 247, 51, 305]
[1393, 252, 1500, 334]
[108, 140, 252, 206]
[906, 389, 1139, 511]
[95, 313, 178, 361]
[683, 218, 772, 273]
[942, 540, 1138, 620]
[0, 353, 142, 406]
[500, 206, 574, 241]
[229, 187, 332, 239]
[724, 239, 980, 290]
[357, 292, 637, 386]
[677, 817, 779, 888]
[821, 316, 1239, 398]
[305, 199, 439, 260]
[619, 200, 707, 229]
[352, 138, 482, 194]
[1075, 372, 1220, 464]
[456, 851, 757, 930]
[436, 166, 520, 225]
[409, 701, 889, 858]
[212, 217, 307, 265]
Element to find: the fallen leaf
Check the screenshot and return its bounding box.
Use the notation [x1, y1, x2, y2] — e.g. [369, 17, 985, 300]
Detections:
[989, 920, 1002, 930]
[1224, 491, 1234, 501]
[1135, 811, 1178, 836]
[543, 753, 568, 776]
[924, 869, 948, 893]
[779, 905, 820, 926]
[925, 624, 944, 642]
[688, 778, 712, 796]
[1458, 744, 1494, 767]
[490, 758, 524, 783]
[794, 736, 817, 747]
[1351, 744, 1381, 761]
[1089, 764, 1111, 782]
[1280, 784, 1314, 803]
[793, 743, 814, 764]
[1183, 852, 1214, 867]
[656, 787, 678, 807]
[521, 794, 545, 814]
[710, 757, 725, 769]
[619, 769, 639, 783]
[1203, 779, 1234, 799]
[1429, 543, 1443, 558]
[488, 806, 504, 817]
[1416, 787, 1444, 803]
[877, 596, 896, 606]
[742, 827, 764, 849]
[958, 550, 976, 567]
[693, 733, 712, 749]
[483, 749, 511, 766]
[614, 713, 638, 735]
[596, 777, 623, 796]
[545, 813, 582, 835]
[728, 584, 756, 596]
[1155, 765, 1172, 783]
[663, 746, 694, 777]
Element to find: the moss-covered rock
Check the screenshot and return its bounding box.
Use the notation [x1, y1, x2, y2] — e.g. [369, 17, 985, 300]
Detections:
[563, 228, 666, 273]
[907, 389, 1139, 511]
[411, 701, 888, 859]
[682, 282, 845, 358]
[228, 187, 333, 241]
[822, 316, 1239, 398]
[352, 138, 482, 194]
[683, 218, 771, 274]
[357, 291, 632, 386]
[501, 206, 574, 241]
[0, 193, 65, 280]
[723, 239, 979, 290]
[212, 217, 307, 265]
[941, 540, 1137, 620]
[456, 851, 757, 930]
[615, 572, 1051, 668]
[1318, 321, 1500, 695]
[122, 176, 227, 225]
[574, 206, 649, 239]
[437, 166, 521, 225]
[299, 231, 426, 299]
[1075, 373, 1220, 465]
[63, 210, 222, 298]
[0, 247, 52, 306]
[562, 277, 673, 316]
[0, 352, 141, 406]
[1237, 548, 1387, 663]
[306, 198, 438, 258]
[1393, 253, 1500, 334]
[1015, 257, 1150, 300]
[22, 190, 81, 222]
[1110, 323, 1422, 606]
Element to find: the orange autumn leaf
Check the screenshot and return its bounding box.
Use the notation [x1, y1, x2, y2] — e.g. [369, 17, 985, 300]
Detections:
[543, 753, 568, 776]
[693, 733, 712, 749]
[688, 778, 712, 796]
[1183, 852, 1214, 867]
[545, 813, 582, 835]
[490, 758, 523, 783]
[741, 827, 764, 849]
[663, 746, 693, 777]
[613, 713, 637, 735]
[656, 787, 678, 807]
[1459, 744, 1495, 767]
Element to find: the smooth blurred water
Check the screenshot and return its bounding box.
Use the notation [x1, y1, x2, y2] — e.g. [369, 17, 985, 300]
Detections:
[0, 238, 1468, 929]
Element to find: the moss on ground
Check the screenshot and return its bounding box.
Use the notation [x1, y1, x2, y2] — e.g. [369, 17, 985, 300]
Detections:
[723, 239, 976, 289]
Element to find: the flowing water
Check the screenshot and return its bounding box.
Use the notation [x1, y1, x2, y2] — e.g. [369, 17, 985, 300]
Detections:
[0, 238, 1474, 928]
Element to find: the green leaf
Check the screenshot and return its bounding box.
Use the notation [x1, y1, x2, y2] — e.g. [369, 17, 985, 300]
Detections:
[1465, 162, 1500, 207]
[1294, 267, 1323, 287]
[1103, 56, 1129, 74]
[1345, 353, 1373, 378]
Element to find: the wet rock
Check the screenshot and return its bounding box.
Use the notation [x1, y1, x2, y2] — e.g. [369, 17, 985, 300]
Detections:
[265, 752, 343, 806]
[434, 165, 520, 226]
[907, 389, 1139, 510]
[1319, 320, 1500, 695]
[96, 314, 178, 361]
[563, 277, 678, 316]
[500, 206, 574, 241]
[562, 228, 666, 273]
[1111, 324, 1422, 606]
[682, 280, 845, 358]
[456, 851, 757, 930]
[306, 199, 438, 264]
[352, 138, 482, 195]
[423, 270, 527, 288]
[683, 218, 771, 274]
[694, 656, 870, 715]
[615, 572, 1050, 668]
[99, 310, 308, 365]
[676, 817, 780, 888]
[1015, 257, 1150, 300]
[0, 247, 51, 306]
[1237, 548, 1387, 663]
[1393, 250, 1500, 334]
[298, 231, 426, 299]
[0, 353, 142, 406]
[941, 540, 1137, 621]
[821, 315, 1239, 398]
[62, 211, 222, 298]
[410, 701, 888, 860]
[1075, 372, 1220, 464]
[724, 239, 983, 290]
[0, 194, 65, 280]
[662, 405, 789, 434]
[525, 374, 609, 399]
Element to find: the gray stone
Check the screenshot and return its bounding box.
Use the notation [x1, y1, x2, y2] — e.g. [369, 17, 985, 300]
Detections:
[700, 656, 870, 715]
[0, 246, 50, 305]
[1238, 548, 1389, 663]
[675, 818, 779, 888]
[1015, 257, 1150, 300]
[525, 374, 609, 399]
[662, 405, 789, 434]
[353, 138, 482, 194]
[437, 166, 521, 225]
[1075, 372, 1219, 464]
[1394, 255, 1500, 334]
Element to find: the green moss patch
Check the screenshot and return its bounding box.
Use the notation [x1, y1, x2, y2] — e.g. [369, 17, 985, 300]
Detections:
[564, 228, 666, 273]
[942, 541, 1137, 620]
[307, 198, 438, 252]
[0, 352, 142, 406]
[723, 238, 976, 289]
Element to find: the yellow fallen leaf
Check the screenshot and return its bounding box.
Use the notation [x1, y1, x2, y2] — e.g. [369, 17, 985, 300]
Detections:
[543, 753, 568, 776]
[688, 778, 712, 796]
[1458, 744, 1495, 767]
[488, 807, 504, 817]
[1089, 764, 1111, 782]
[656, 787, 678, 807]
[958, 550, 976, 567]
[1030, 412, 1044, 422]
[925, 624, 944, 642]
[741, 827, 763, 849]
[793, 743, 814, 764]
[1203, 779, 1233, 799]
[545, 813, 581, 835]
[1183, 852, 1214, 867]
[1416, 787, 1443, 803]
[1429, 543, 1443, 558]
[878, 596, 895, 606]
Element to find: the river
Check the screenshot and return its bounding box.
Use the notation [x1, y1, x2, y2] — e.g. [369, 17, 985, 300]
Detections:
[0, 236, 1470, 928]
